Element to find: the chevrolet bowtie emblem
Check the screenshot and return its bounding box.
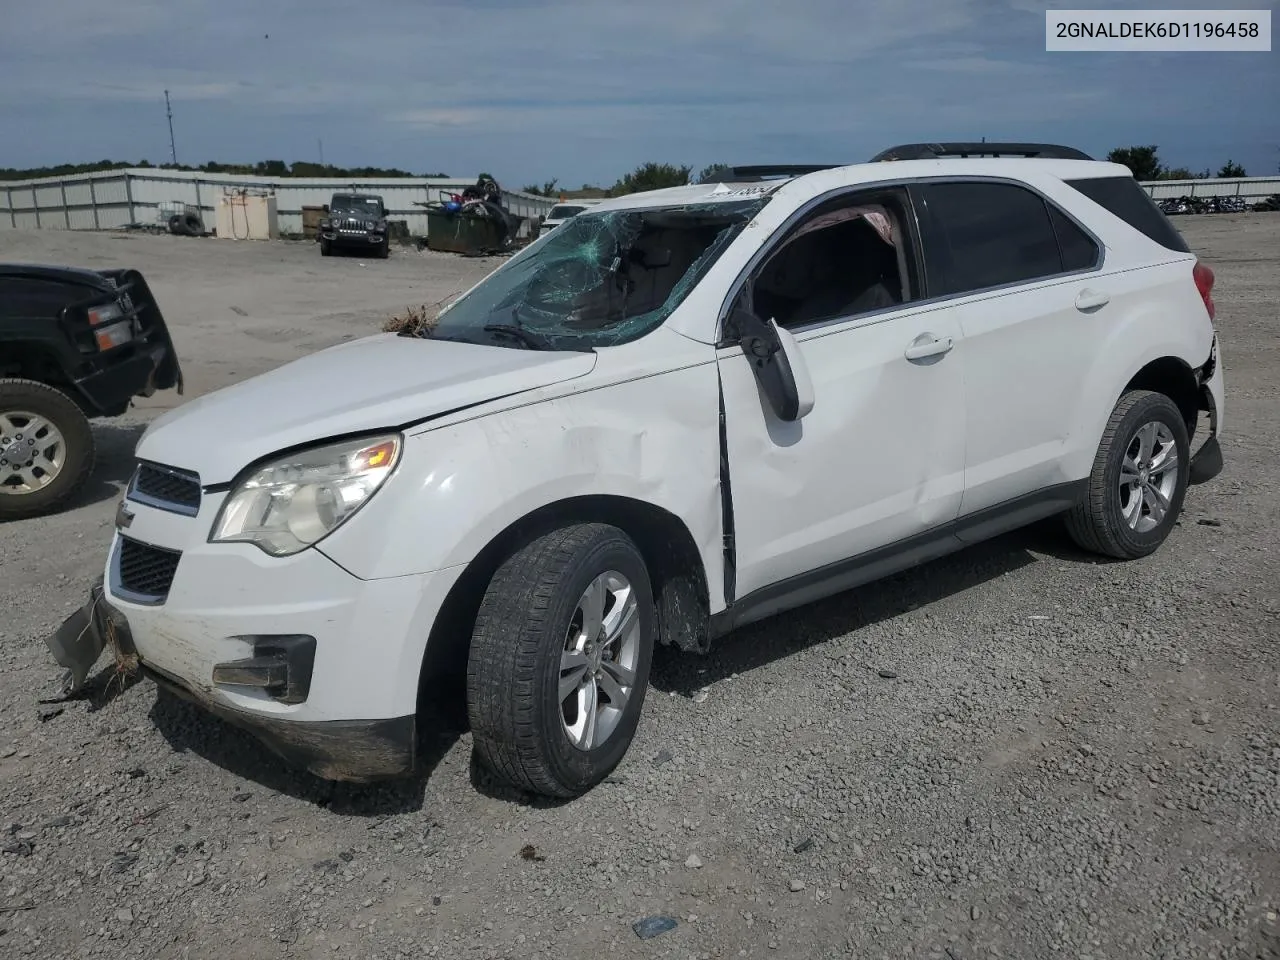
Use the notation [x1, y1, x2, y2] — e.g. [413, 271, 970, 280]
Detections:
[115, 501, 134, 530]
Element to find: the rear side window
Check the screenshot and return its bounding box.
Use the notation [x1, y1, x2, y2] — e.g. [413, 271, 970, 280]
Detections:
[1048, 205, 1101, 272]
[916, 181, 1079, 297]
[1065, 176, 1190, 253]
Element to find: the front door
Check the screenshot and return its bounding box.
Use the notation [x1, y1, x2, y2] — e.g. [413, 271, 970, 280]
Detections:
[717, 186, 968, 603]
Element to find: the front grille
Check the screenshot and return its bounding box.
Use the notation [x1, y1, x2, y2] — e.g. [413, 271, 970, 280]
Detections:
[339, 217, 366, 232]
[129, 462, 201, 515]
[115, 536, 181, 602]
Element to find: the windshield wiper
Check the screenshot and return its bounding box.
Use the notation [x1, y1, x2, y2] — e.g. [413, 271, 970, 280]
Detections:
[482, 323, 555, 350]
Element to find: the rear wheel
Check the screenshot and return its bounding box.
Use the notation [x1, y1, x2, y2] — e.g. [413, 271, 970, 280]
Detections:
[466, 523, 656, 798]
[1065, 389, 1190, 559]
[0, 379, 95, 522]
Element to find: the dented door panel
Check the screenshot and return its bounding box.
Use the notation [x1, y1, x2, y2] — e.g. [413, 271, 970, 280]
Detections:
[718, 306, 967, 600]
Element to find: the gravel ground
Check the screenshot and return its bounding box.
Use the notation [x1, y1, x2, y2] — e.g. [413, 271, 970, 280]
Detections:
[1, 218, 1277, 960]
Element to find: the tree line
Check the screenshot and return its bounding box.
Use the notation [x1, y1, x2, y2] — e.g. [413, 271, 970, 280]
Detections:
[0, 159, 450, 181]
[1104, 146, 1248, 182]
[3, 149, 1256, 192]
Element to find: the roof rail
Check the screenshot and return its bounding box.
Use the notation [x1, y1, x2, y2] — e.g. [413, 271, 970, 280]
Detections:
[723, 164, 844, 182]
[870, 142, 1093, 162]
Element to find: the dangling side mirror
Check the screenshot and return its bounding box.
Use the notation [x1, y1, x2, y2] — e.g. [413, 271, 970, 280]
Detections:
[731, 308, 815, 421]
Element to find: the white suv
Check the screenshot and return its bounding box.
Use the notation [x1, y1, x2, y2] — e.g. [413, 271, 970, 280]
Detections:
[49, 142, 1226, 798]
[539, 199, 602, 236]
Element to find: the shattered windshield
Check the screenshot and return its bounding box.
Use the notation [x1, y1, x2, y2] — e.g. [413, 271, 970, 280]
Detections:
[422, 198, 768, 351]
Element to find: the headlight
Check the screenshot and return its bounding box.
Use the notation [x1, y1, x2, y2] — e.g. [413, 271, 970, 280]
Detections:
[366, 219, 377, 230]
[209, 434, 401, 556]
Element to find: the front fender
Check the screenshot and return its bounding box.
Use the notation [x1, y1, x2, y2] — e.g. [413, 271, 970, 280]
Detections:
[316, 361, 726, 604]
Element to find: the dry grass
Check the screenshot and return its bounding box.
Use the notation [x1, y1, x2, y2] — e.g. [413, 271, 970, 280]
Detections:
[104, 614, 139, 696]
[382, 293, 460, 337]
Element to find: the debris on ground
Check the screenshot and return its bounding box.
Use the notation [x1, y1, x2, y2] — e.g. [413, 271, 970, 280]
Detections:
[632, 915, 678, 940]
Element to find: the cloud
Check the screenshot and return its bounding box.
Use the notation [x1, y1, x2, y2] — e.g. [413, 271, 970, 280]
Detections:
[0, 0, 1273, 182]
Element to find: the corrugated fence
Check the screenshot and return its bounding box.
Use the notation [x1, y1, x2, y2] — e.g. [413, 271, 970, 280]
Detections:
[1, 168, 1277, 237]
[0, 168, 560, 236]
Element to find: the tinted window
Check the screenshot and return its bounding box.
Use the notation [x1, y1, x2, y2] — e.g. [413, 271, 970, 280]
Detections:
[1065, 176, 1190, 253]
[1048, 205, 1100, 272]
[918, 181, 1064, 297]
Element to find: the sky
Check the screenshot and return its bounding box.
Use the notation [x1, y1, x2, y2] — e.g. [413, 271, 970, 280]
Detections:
[1, 0, 1275, 187]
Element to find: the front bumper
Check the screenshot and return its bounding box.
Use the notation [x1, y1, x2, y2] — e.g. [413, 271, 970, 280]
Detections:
[45, 586, 415, 781]
[320, 230, 385, 245]
[45, 489, 464, 781]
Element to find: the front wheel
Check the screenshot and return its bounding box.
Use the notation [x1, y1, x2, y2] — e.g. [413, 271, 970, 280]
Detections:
[0, 379, 95, 522]
[1065, 389, 1190, 559]
[319, 238, 331, 257]
[467, 523, 655, 798]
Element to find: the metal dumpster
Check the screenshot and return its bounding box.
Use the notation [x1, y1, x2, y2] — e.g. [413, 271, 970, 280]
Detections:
[425, 209, 508, 254]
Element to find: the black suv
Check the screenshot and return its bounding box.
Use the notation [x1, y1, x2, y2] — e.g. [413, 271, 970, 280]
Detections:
[318, 193, 390, 258]
[0, 264, 183, 521]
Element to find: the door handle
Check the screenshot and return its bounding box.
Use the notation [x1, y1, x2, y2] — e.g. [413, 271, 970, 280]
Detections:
[904, 335, 954, 362]
[1075, 288, 1110, 311]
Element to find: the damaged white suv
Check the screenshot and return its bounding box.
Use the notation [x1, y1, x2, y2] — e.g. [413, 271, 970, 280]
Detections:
[50, 143, 1226, 798]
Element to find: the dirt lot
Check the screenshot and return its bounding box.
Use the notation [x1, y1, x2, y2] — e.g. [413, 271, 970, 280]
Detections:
[1, 219, 1277, 960]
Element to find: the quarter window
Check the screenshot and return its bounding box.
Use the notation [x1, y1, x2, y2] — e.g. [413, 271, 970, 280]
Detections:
[1048, 204, 1100, 272]
[918, 181, 1097, 298]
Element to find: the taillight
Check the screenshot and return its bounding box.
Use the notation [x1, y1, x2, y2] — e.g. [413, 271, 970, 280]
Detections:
[1192, 260, 1215, 321]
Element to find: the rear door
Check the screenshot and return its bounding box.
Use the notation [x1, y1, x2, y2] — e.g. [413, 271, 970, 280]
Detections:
[910, 178, 1106, 523]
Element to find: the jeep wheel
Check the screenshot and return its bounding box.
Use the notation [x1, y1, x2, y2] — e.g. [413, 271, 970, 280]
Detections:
[320, 238, 332, 257]
[467, 523, 655, 798]
[376, 239, 390, 259]
[1065, 389, 1190, 560]
[0, 379, 95, 522]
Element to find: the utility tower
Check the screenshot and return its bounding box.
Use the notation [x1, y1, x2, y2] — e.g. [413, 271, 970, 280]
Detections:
[164, 90, 177, 165]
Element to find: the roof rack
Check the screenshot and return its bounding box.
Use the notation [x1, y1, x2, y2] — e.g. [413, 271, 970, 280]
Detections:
[723, 164, 844, 182]
[870, 142, 1093, 162]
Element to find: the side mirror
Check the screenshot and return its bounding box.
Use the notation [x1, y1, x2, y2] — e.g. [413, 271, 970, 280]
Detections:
[732, 309, 815, 421]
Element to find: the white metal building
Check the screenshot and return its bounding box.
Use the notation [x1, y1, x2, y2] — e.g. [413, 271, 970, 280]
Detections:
[0, 168, 560, 236]
[1, 167, 1276, 236]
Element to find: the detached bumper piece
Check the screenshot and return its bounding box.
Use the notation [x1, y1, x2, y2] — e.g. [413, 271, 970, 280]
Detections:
[46, 579, 122, 695]
[1190, 343, 1225, 486]
[45, 585, 417, 783]
[1189, 436, 1223, 485]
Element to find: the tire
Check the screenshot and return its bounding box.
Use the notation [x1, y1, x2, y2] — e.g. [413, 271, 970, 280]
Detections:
[376, 239, 390, 259]
[1065, 389, 1190, 560]
[320, 238, 331, 257]
[0, 379, 96, 522]
[181, 212, 203, 236]
[467, 523, 656, 798]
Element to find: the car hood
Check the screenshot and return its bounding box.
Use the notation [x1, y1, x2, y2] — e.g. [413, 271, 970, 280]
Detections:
[135, 332, 597, 483]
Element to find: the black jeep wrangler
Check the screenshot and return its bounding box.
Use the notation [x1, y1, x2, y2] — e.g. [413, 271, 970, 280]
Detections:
[0, 264, 183, 521]
[318, 193, 390, 258]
